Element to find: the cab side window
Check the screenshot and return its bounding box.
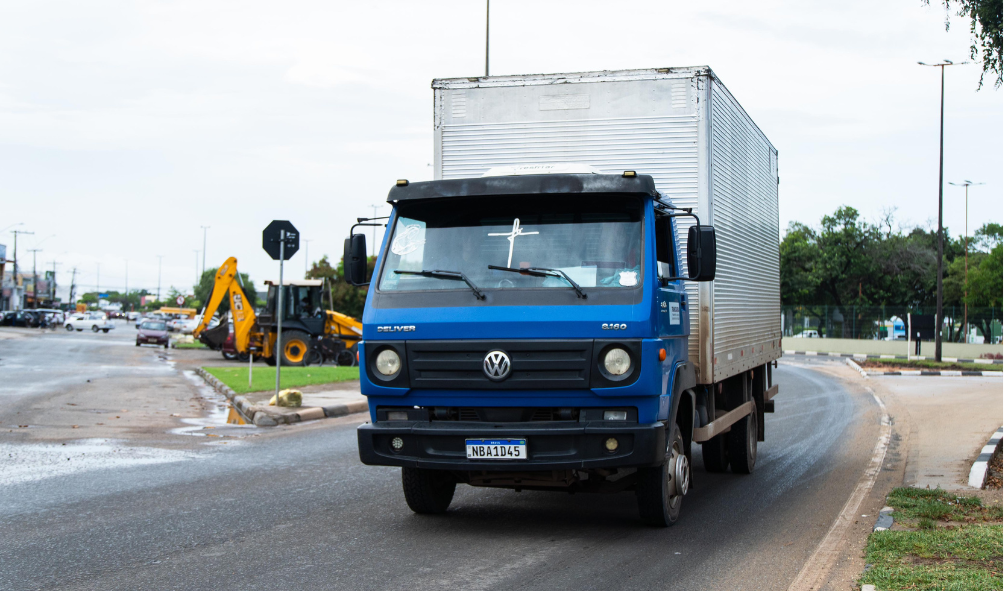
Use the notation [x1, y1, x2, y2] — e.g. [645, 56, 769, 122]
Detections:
[655, 217, 676, 280]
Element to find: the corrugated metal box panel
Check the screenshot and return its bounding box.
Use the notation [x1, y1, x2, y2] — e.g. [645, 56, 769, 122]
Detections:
[435, 72, 706, 356]
[708, 79, 781, 382]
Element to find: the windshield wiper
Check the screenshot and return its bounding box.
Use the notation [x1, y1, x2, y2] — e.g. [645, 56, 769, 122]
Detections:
[488, 265, 587, 299]
[393, 269, 485, 300]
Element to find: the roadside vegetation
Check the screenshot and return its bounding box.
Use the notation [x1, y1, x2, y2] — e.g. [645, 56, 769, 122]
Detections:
[203, 366, 358, 394]
[174, 342, 207, 350]
[861, 359, 1002, 372]
[860, 487, 1003, 590]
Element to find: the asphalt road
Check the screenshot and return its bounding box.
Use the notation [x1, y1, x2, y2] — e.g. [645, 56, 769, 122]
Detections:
[0, 327, 880, 591]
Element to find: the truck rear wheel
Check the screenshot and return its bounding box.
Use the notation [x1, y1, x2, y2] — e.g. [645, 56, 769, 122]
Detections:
[402, 468, 456, 514]
[702, 435, 730, 473]
[729, 410, 757, 474]
[279, 331, 311, 367]
[636, 425, 688, 527]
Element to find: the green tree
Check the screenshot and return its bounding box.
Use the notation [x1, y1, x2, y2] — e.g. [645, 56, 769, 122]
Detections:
[193, 268, 257, 316]
[925, 0, 1003, 88]
[305, 254, 374, 319]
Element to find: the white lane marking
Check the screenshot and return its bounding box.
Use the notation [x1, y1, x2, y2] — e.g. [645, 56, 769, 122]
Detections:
[787, 386, 891, 591]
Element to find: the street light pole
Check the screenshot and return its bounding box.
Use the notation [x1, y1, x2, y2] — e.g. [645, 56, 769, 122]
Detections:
[156, 255, 164, 302]
[200, 226, 210, 277]
[192, 250, 200, 285]
[948, 180, 984, 343]
[28, 248, 41, 309]
[919, 59, 967, 362]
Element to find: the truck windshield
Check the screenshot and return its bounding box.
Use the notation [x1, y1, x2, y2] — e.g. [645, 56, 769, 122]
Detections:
[378, 194, 643, 293]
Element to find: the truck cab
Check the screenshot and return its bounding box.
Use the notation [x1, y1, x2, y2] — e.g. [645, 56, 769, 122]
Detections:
[344, 171, 731, 526]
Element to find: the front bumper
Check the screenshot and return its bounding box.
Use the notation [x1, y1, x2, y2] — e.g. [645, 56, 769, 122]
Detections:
[358, 421, 665, 471]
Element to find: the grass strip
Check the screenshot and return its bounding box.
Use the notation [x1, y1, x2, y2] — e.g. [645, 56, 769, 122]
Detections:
[860, 524, 1002, 590]
[862, 359, 1001, 372]
[174, 342, 208, 349]
[886, 487, 1003, 523]
[203, 366, 359, 395]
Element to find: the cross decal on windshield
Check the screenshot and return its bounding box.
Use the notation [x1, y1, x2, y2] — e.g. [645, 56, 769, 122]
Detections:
[488, 218, 539, 268]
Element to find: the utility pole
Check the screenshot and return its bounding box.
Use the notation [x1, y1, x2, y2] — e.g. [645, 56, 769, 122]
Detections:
[918, 59, 967, 362]
[28, 248, 41, 309]
[485, 0, 490, 77]
[50, 260, 60, 304]
[304, 239, 313, 275]
[948, 180, 984, 343]
[200, 226, 210, 277]
[156, 255, 164, 302]
[11, 230, 33, 309]
[370, 204, 381, 257]
[70, 267, 77, 304]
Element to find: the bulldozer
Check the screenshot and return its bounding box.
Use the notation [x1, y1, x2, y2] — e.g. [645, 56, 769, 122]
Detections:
[193, 257, 361, 366]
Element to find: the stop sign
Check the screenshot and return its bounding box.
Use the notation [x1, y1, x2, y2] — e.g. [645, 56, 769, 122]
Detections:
[263, 220, 299, 261]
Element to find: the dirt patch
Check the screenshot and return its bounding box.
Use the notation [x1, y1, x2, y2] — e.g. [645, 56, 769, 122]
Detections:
[985, 444, 1002, 490]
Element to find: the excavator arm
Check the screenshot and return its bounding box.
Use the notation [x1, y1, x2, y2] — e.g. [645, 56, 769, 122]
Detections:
[324, 310, 362, 349]
[194, 257, 258, 352]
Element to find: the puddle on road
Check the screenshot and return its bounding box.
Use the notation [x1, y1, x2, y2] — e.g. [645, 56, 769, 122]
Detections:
[174, 370, 257, 442]
[0, 438, 198, 487]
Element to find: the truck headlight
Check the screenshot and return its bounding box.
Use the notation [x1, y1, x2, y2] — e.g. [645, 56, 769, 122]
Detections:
[375, 349, 401, 376]
[603, 348, 631, 376]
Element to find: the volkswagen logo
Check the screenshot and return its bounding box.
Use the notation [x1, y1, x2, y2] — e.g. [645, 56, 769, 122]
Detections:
[483, 350, 511, 381]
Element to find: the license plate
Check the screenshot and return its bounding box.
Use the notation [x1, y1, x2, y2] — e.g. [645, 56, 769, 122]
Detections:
[466, 438, 527, 460]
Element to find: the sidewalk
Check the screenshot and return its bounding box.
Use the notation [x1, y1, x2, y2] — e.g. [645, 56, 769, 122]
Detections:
[869, 374, 1003, 493]
[195, 368, 367, 426]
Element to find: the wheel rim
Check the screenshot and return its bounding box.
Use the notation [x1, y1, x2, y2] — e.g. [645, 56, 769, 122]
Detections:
[666, 437, 687, 507]
[283, 339, 307, 363]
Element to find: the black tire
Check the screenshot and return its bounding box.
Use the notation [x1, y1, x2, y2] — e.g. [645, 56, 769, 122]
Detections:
[264, 356, 276, 367]
[164, 343, 169, 349]
[135, 341, 140, 347]
[222, 351, 237, 361]
[91, 325, 99, 333]
[237, 353, 251, 362]
[278, 330, 311, 367]
[65, 325, 73, 331]
[102, 329, 109, 333]
[402, 468, 456, 514]
[636, 424, 688, 527]
[335, 349, 356, 367]
[702, 434, 730, 473]
[305, 349, 323, 366]
[729, 409, 758, 475]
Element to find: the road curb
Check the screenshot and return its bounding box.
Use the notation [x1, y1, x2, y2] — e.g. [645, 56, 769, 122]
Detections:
[864, 370, 1002, 377]
[784, 350, 1002, 364]
[845, 358, 869, 379]
[193, 368, 358, 427]
[967, 426, 1003, 488]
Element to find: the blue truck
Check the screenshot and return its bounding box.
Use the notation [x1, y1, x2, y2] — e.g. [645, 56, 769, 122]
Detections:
[343, 67, 781, 526]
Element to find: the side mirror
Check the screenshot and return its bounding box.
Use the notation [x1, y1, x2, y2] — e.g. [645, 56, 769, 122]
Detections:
[687, 225, 716, 282]
[343, 234, 368, 286]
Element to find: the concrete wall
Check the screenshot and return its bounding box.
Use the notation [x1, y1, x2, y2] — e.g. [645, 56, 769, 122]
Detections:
[781, 337, 1002, 359]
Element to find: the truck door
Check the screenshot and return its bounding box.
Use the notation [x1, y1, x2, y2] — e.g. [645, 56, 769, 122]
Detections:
[655, 216, 687, 341]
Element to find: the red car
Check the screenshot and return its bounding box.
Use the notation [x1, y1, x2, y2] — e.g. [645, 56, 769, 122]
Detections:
[136, 320, 169, 348]
[221, 332, 250, 361]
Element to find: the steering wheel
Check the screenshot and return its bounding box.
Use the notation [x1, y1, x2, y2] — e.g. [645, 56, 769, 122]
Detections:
[496, 278, 514, 288]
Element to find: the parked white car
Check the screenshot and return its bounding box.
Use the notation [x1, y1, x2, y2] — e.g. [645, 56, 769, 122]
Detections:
[64, 313, 115, 333]
[791, 329, 819, 338]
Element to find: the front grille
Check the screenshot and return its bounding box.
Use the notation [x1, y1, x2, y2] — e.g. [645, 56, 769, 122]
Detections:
[432, 407, 580, 422]
[406, 340, 593, 390]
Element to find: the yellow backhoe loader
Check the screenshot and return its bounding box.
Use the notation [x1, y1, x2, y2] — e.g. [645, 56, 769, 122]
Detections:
[193, 257, 362, 366]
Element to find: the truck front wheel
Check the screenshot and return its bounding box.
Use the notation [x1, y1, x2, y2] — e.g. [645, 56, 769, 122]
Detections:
[729, 410, 757, 474]
[402, 468, 456, 514]
[636, 425, 688, 527]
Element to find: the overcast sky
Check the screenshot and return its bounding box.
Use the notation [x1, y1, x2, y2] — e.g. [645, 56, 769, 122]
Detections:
[1, 0, 1001, 299]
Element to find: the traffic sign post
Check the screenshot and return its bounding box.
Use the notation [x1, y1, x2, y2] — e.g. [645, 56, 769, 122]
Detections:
[176, 295, 185, 306]
[263, 221, 299, 402]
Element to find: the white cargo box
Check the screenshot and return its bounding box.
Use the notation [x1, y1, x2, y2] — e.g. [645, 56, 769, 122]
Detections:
[431, 67, 781, 384]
